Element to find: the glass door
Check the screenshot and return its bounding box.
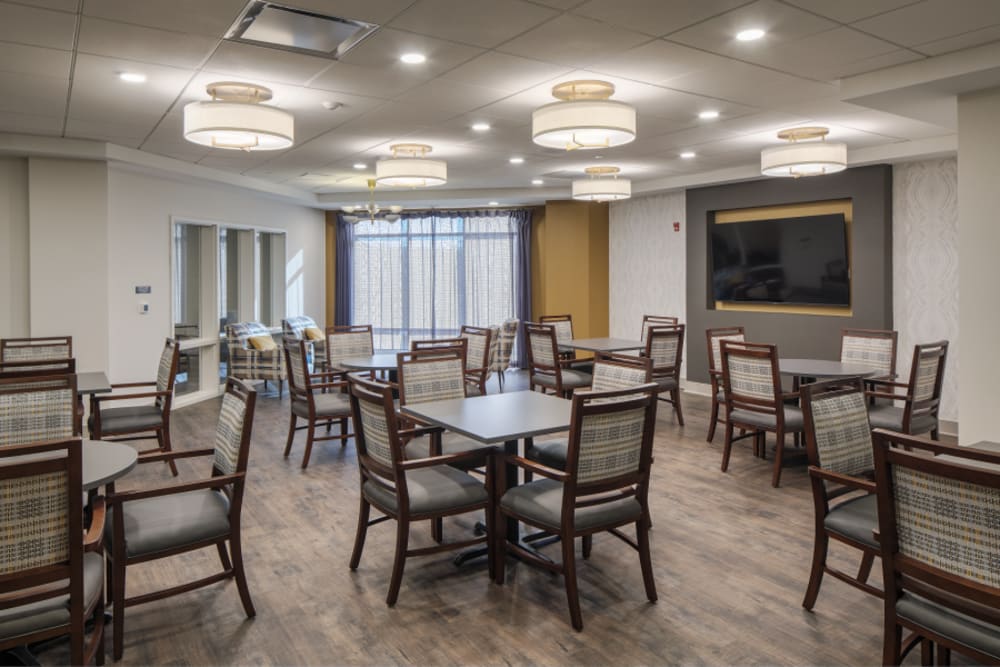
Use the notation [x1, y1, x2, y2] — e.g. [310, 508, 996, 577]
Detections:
[171, 220, 219, 406]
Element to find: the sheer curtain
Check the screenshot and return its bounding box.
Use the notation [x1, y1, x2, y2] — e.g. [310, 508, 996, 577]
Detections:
[344, 209, 531, 363]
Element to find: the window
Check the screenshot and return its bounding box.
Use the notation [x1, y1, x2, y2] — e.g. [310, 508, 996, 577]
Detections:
[351, 212, 522, 350]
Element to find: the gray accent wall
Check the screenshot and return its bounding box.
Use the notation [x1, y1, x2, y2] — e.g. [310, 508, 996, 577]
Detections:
[685, 164, 893, 383]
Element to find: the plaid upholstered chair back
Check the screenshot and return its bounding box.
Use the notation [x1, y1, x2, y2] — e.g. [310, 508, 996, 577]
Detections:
[411, 337, 467, 360]
[493, 319, 518, 372]
[0, 336, 73, 371]
[706, 327, 745, 373]
[907, 341, 948, 404]
[211, 378, 256, 478]
[539, 314, 573, 343]
[641, 315, 678, 342]
[282, 316, 317, 341]
[284, 339, 310, 396]
[591, 355, 652, 393]
[720, 340, 781, 410]
[0, 375, 78, 446]
[459, 326, 492, 375]
[840, 328, 897, 378]
[327, 326, 374, 368]
[801, 378, 874, 477]
[154, 338, 180, 409]
[645, 325, 684, 378]
[348, 375, 403, 476]
[397, 349, 467, 405]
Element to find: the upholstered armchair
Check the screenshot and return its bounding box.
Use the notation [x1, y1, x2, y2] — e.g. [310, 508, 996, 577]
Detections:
[282, 315, 327, 369]
[224, 322, 286, 396]
[492, 318, 518, 391]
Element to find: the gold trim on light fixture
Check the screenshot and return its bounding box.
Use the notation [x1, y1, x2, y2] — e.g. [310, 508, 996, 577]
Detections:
[571, 165, 631, 201]
[761, 126, 847, 178]
[532, 79, 637, 151]
[342, 179, 404, 224]
[375, 143, 447, 187]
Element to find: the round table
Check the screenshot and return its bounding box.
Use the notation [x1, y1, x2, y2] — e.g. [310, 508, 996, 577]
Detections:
[339, 353, 402, 372]
[83, 440, 137, 490]
[779, 358, 877, 379]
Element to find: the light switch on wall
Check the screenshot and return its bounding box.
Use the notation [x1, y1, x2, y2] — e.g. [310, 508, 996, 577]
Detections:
[138, 302, 149, 314]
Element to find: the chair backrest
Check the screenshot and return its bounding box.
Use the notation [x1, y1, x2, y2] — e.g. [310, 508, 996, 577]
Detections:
[706, 326, 745, 374]
[493, 318, 519, 372]
[0, 374, 78, 446]
[411, 337, 467, 358]
[800, 377, 874, 478]
[872, 431, 1000, 635]
[283, 339, 311, 399]
[211, 378, 257, 480]
[397, 349, 467, 405]
[0, 358, 76, 380]
[591, 353, 652, 392]
[905, 340, 948, 409]
[525, 323, 560, 379]
[348, 375, 404, 483]
[326, 325, 374, 367]
[539, 314, 573, 343]
[155, 338, 180, 410]
[282, 316, 317, 341]
[720, 340, 782, 413]
[0, 336, 73, 370]
[225, 322, 271, 351]
[645, 325, 684, 380]
[641, 315, 678, 342]
[459, 325, 492, 377]
[840, 328, 897, 377]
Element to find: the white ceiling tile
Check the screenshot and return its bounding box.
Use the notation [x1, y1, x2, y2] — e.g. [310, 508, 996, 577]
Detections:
[497, 13, 651, 68]
[0, 71, 68, 115]
[67, 53, 193, 123]
[392, 79, 511, 114]
[293, 62, 411, 98]
[337, 27, 484, 71]
[0, 108, 64, 135]
[852, 0, 1000, 48]
[77, 17, 219, 69]
[138, 139, 212, 162]
[589, 40, 736, 86]
[0, 42, 71, 78]
[278, 0, 415, 25]
[438, 52, 572, 94]
[203, 41, 332, 86]
[65, 116, 156, 141]
[825, 49, 925, 79]
[81, 0, 246, 37]
[572, 0, 754, 38]
[662, 58, 837, 108]
[0, 2, 77, 49]
[11, 0, 80, 12]
[744, 27, 907, 79]
[389, 0, 558, 48]
[912, 24, 1000, 56]
[530, 0, 587, 9]
[782, 0, 920, 24]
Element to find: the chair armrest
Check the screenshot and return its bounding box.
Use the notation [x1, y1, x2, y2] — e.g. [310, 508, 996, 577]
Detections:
[108, 473, 244, 504]
[312, 381, 348, 392]
[504, 455, 568, 481]
[137, 448, 214, 464]
[84, 496, 106, 552]
[397, 425, 445, 439]
[866, 389, 910, 401]
[780, 391, 801, 402]
[110, 381, 156, 389]
[866, 378, 909, 390]
[808, 466, 876, 493]
[402, 447, 490, 470]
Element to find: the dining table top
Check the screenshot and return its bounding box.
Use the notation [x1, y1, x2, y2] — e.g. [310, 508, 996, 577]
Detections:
[82, 439, 138, 489]
[560, 337, 645, 353]
[338, 353, 402, 372]
[778, 358, 877, 379]
[76, 371, 112, 395]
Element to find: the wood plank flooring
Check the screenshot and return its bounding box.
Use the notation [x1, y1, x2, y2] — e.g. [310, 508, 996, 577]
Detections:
[39, 373, 937, 665]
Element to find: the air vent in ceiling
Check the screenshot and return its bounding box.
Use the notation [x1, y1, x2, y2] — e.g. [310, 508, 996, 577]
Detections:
[225, 1, 380, 60]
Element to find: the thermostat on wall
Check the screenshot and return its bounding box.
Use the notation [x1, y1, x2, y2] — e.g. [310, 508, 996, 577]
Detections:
[135, 285, 151, 294]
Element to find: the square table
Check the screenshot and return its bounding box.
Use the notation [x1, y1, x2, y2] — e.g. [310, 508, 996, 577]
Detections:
[77, 371, 112, 395]
[560, 337, 645, 354]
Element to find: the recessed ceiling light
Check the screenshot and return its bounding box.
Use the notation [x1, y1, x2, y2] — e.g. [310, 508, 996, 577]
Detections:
[736, 28, 766, 41]
[509, 156, 524, 165]
[488, 201, 499, 206]
[118, 72, 146, 83]
[680, 151, 696, 159]
[353, 163, 366, 170]
[471, 122, 491, 132]
[532, 179, 544, 185]
[400, 53, 426, 64]
[698, 110, 720, 120]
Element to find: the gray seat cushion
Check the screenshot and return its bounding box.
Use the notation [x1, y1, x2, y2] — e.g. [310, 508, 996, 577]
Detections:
[526, 438, 568, 470]
[729, 405, 804, 432]
[655, 376, 678, 391]
[0, 552, 103, 640]
[363, 465, 487, 515]
[292, 392, 351, 419]
[97, 404, 163, 433]
[501, 478, 642, 532]
[896, 593, 1000, 660]
[570, 361, 595, 375]
[534, 369, 592, 390]
[824, 493, 878, 548]
[867, 405, 937, 434]
[106, 489, 231, 558]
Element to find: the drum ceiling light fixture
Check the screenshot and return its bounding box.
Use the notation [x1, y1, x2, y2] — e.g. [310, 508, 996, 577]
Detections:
[760, 126, 847, 178]
[342, 179, 404, 224]
[532, 80, 636, 151]
[572, 166, 631, 201]
[183, 82, 294, 151]
[375, 143, 447, 187]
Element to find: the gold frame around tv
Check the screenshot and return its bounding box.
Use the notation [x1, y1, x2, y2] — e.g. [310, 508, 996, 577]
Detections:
[712, 199, 853, 317]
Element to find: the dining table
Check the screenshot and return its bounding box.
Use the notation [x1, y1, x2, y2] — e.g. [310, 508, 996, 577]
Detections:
[560, 337, 645, 354]
[76, 371, 112, 396]
[338, 353, 402, 373]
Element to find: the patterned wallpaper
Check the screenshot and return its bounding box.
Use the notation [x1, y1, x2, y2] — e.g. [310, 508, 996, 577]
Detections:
[893, 157, 959, 422]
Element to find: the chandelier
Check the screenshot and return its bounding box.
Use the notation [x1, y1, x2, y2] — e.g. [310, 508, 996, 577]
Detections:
[760, 127, 847, 178]
[342, 179, 404, 224]
[375, 143, 447, 187]
[183, 82, 294, 151]
[532, 80, 636, 151]
[572, 166, 631, 201]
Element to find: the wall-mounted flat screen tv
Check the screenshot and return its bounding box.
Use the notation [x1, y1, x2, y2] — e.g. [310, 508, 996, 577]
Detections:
[710, 213, 850, 306]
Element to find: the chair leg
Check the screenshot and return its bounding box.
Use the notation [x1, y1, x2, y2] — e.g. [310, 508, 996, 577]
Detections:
[721, 421, 735, 472]
[707, 396, 719, 442]
[637, 517, 657, 603]
[283, 415, 297, 458]
[582, 534, 592, 559]
[562, 531, 584, 631]
[386, 518, 410, 607]
[349, 496, 371, 570]
[498, 371, 505, 392]
[230, 531, 256, 618]
[772, 430, 785, 488]
[301, 422, 316, 469]
[158, 428, 179, 477]
[112, 558, 126, 660]
[802, 529, 828, 610]
[216, 541, 233, 571]
[672, 388, 684, 426]
[921, 639, 934, 666]
[884, 622, 903, 666]
[431, 517, 443, 544]
[857, 551, 875, 585]
[278, 380, 283, 399]
[340, 417, 349, 446]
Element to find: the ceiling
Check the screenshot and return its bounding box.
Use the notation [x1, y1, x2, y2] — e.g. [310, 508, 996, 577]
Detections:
[0, 0, 994, 207]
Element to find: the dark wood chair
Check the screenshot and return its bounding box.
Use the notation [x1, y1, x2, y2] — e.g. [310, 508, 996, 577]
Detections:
[640, 315, 678, 341]
[0, 373, 79, 443]
[840, 328, 897, 380]
[494, 383, 659, 631]
[89, 338, 180, 476]
[492, 318, 519, 392]
[0, 335, 73, 366]
[460, 325, 494, 396]
[0, 439, 105, 666]
[105, 378, 257, 660]
[325, 324, 374, 371]
[799, 378, 880, 611]
[720, 340, 804, 488]
[705, 326, 745, 443]
[0, 359, 81, 433]
[538, 313, 574, 357]
[525, 323, 592, 398]
[872, 431, 1000, 665]
[347, 375, 494, 606]
[645, 324, 685, 425]
[866, 341, 948, 439]
[283, 339, 352, 469]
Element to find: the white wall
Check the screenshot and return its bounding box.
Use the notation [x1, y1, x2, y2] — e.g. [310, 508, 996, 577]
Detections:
[0, 157, 29, 338]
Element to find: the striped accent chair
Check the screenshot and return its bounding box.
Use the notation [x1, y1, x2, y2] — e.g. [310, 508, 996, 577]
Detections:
[90, 338, 180, 476]
[720, 340, 804, 488]
[0, 439, 105, 666]
[460, 325, 493, 397]
[840, 328, 897, 379]
[326, 325, 374, 371]
[872, 431, 1000, 665]
[495, 383, 659, 631]
[866, 341, 948, 439]
[105, 378, 257, 660]
[705, 326, 745, 443]
[0, 374, 78, 445]
[800, 378, 880, 611]
[0, 336, 73, 371]
[282, 315, 327, 369]
[525, 323, 592, 398]
[347, 375, 493, 607]
[283, 340, 352, 469]
[224, 322, 286, 396]
[492, 318, 519, 391]
[645, 324, 685, 425]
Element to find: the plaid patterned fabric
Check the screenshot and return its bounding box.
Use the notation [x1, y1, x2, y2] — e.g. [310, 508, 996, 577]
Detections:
[711, 333, 745, 371]
[282, 316, 326, 367]
[155, 340, 177, 410]
[327, 331, 373, 369]
[225, 322, 286, 382]
[913, 355, 941, 402]
[213, 391, 246, 475]
[0, 470, 69, 574]
[641, 316, 678, 341]
[462, 331, 489, 371]
[359, 398, 393, 468]
[550, 320, 573, 343]
[726, 354, 774, 400]
[841, 335, 894, 375]
[0, 389, 75, 447]
[1, 343, 71, 363]
[592, 363, 648, 392]
[286, 342, 308, 390]
[528, 329, 556, 366]
[809, 392, 873, 476]
[648, 331, 680, 369]
[576, 408, 646, 484]
[892, 466, 1000, 588]
[492, 319, 518, 372]
[402, 358, 466, 404]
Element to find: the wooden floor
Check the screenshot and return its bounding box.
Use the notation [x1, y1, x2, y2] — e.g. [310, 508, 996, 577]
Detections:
[40, 372, 935, 666]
